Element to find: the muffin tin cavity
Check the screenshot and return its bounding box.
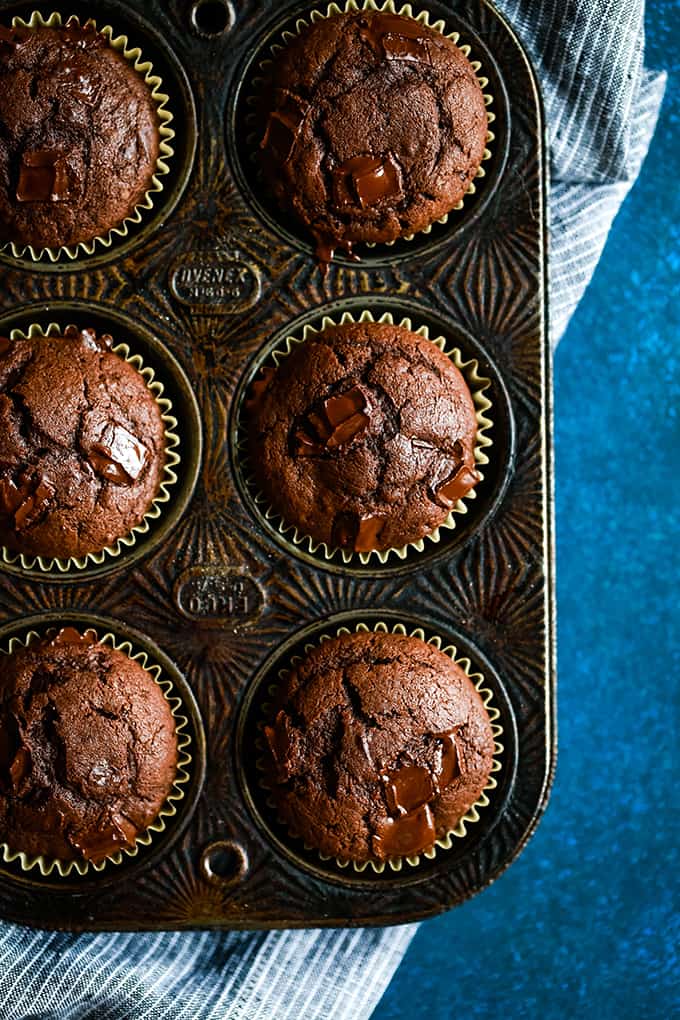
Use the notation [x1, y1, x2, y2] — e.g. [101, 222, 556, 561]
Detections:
[0, 304, 202, 581]
[232, 298, 515, 575]
[236, 612, 517, 888]
[229, 0, 510, 268]
[0, 3, 197, 271]
[0, 612, 206, 891]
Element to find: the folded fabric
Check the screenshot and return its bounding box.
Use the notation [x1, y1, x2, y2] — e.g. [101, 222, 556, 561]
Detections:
[0, 2, 665, 1018]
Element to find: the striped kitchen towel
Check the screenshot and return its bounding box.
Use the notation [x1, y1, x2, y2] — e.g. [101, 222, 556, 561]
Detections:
[0, 1, 665, 1018]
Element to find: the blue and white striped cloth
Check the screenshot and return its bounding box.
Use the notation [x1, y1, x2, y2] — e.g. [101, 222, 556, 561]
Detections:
[0, 1, 665, 1017]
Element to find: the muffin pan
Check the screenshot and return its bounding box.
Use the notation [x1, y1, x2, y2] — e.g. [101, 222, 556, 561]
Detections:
[0, 0, 554, 929]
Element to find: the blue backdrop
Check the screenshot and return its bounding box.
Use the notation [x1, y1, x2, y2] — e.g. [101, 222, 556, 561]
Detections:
[378, 1, 679, 1017]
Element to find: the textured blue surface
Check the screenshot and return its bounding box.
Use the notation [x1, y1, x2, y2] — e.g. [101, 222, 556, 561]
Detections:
[377, 3, 680, 1018]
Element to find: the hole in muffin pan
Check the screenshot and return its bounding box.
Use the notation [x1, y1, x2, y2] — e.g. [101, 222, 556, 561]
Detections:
[0, 2, 197, 272]
[228, 0, 510, 269]
[0, 302, 202, 583]
[235, 610, 518, 889]
[0, 612, 207, 892]
[191, 0, 234, 37]
[201, 840, 249, 887]
[231, 296, 516, 577]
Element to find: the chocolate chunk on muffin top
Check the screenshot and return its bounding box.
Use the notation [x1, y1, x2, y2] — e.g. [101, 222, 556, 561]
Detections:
[260, 11, 488, 258]
[263, 630, 496, 862]
[0, 326, 166, 561]
[0, 18, 160, 250]
[0, 627, 178, 864]
[248, 321, 481, 554]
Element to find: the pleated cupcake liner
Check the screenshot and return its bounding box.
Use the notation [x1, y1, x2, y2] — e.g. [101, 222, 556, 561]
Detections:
[0, 322, 180, 575]
[245, 0, 495, 251]
[255, 619, 504, 874]
[0, 626, 192, 878]
[1, 10, 175, 263]
[238, 308, 493, 565]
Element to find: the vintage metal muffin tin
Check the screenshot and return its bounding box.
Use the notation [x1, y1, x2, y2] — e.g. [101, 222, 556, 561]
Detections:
[0, 0, 554, 929]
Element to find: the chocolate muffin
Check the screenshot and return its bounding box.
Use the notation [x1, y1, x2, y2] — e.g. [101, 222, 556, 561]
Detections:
[248, 321, 481, 554]
[0, 326, 166, 561]
[0, 628, 178, 864]
[263, 630, 496, 862]
[260, 11, 488, 258]
[0, 18, 160, 251]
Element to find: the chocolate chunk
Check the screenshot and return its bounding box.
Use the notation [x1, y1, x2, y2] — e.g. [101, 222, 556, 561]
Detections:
[372, 803, 436, 858]
[433, 463, 481, 508]
[295, 385, 370, 456]
[330, 510, 385, 552]
[381, 763, 434, 816]
[88, 423, 149, 485]
[333, 154, 402, 209]
[360, 13, 433, 64]
[261, 90, 309, 164]
[434, 731, 460, 790]
[16, 150, 70, 203]
[0, 473, 55, 531]
[0, 337, 11, 356]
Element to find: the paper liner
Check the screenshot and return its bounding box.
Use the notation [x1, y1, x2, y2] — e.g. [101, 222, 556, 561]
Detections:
[238, 309, 493, 565]
[246, 0, 495, 250]
[0, 323, 180, 575]
[0, 627, 192, 878]
[1, 11, 175, 263]
[255, 620, 503, 874]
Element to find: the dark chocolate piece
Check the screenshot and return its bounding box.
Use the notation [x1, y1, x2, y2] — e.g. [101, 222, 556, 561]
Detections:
[88, 423, 149, 485]
[381, 763, 434, 816]
[372, 804, 436, 858]
[434, 463, 481, 507]
[16, 150, 70, 203]
[294, 385, 370, 456]
[333, 154, 402, 209]
[261, 90, 309, 164]
[360, 13, 433, 64]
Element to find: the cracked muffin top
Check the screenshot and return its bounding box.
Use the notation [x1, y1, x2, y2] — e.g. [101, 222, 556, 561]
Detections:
[259, 11, 487, 258]
[0, 627, 178, 864]
[0, 326, 166, 561]
[247, 320, 481, 554]
[0, 19, 160, 251]
[263, 630, 495, 862]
